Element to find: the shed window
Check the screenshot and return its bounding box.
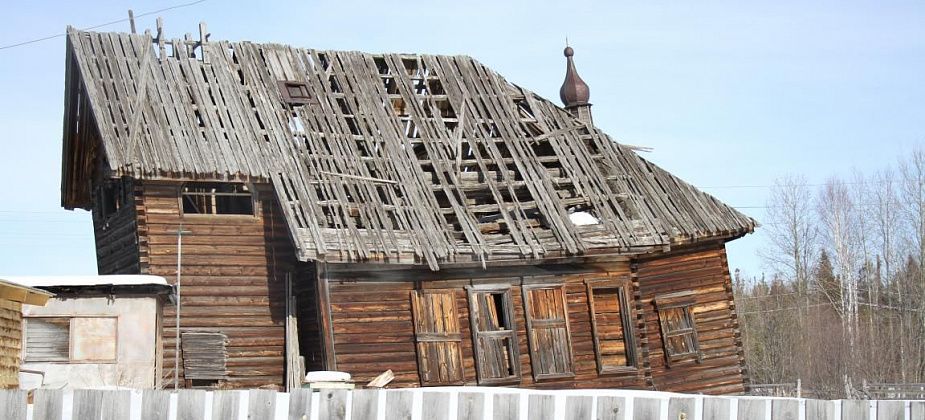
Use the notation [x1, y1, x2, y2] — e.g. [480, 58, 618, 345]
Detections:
[522, 284, 574, 380]
[587, 277, 638, 374]
[467, 286, 520, 385]
[278, 80, 311, 105]
[411, 290, 465, 386]
[654, 291, 702, 366]
[24, 317, 117, 363]
[181, 183, 254, 216]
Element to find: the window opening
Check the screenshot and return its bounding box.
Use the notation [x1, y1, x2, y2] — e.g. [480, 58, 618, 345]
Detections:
[277, 80, 311, 105]
[522, 284, 574, 380]
[467, 286, 521, 385]
[181, 183, 254, 216]
[587, 278, 638, 374]
[411, 290, 465, 386]
[654, 291, 703, 366]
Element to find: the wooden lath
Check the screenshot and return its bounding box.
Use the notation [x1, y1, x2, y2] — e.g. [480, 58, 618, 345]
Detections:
[62, 29, 757, 269]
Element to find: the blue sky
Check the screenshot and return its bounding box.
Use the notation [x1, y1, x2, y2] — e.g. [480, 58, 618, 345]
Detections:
[0, 1, 922, 276]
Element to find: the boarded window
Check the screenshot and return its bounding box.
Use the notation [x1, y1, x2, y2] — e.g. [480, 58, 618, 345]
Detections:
[24, 317, 117, 363]
[24, 318, 70, 362]
[522, 284, 574, 380]
[181, 183, 254, 216]
[654, 291, 702, 366]
[587, 277, 638, 374]
[410, 290, 465, 386]
[467, 286, 521, 385]
[71, 317, 118, 362]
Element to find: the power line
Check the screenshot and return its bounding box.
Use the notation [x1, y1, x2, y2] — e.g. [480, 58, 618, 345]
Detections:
[0, 0, 208, 51]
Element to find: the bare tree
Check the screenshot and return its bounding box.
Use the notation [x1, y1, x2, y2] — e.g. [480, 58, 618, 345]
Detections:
[760, 175, 817, 293]
[816, 177, 860, 348]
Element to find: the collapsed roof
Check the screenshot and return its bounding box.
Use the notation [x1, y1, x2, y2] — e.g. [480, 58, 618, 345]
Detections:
[61, 29, 755, 269]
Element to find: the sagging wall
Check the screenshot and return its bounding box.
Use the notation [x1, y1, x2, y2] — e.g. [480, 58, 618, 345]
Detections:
[635, 244, 747, 395]
[92, 179, 142, 275]
[20, 296, 160, 389]
[322, 261, 650, 390]
[0, 299, 23, 389]
[137, 182, 295, 389]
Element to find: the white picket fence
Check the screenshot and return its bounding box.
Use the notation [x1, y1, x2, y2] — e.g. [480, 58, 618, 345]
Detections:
[1, 387, 923, 420]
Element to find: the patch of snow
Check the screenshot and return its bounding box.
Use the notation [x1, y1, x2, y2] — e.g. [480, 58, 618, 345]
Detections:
[569, 211, 600, 226]
[0, 275, 169, 288]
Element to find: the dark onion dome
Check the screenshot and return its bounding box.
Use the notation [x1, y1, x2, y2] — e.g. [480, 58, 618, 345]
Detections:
[559, 46, 590, 107]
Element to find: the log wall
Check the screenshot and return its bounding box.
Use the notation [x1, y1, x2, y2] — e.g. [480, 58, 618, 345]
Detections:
[636, 244, 747, 395]
[137, 182, 297, 389]
[92, 182, 141, 274]
[324, 261, 650, 390]
[0, 299, 23, 389]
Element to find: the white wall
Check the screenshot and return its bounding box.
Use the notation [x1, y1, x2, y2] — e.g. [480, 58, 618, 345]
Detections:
[19, 296, 160, 389]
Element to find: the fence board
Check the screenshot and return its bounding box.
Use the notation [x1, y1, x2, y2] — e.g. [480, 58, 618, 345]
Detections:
[459, 392, 485, 420]
[73, 389, 105, 420]
[669, 397, 695, 420]
[492, 393, 520, 420]
[633, 397, 660, 420]
[318, 389, 347, 420]
[0, 389, 27, 420]
[597, 396, 626, 420]
[385, 390, 412, 420]
[351, 389, 380, 420]
[565, 396, 593, 420]
[528, 394, 555, 420]
[212, 391, 240, 420]
[248, 390, 276, 420]
[842, 400, 870, 420]
[911, 401, 925, 420]
[876, 401, 904, 420]
[740, 399, 768, 420]
[33, 389, 63, 420]
[773, 399, 799, 420]
[807, 400, 836, 420]
[422, 392, 450, 420]
[288, 389, 313, 420]
[176, 389, 206, 420]
[101, 390, 131, 420]
[702, 398, 730, 420]
[141, 390, 171, 420]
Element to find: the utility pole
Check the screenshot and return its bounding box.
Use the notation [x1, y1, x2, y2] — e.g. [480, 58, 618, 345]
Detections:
[174, 224, 192, 390]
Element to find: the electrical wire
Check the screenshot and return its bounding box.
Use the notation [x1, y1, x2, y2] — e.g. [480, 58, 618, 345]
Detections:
[0, 0, 208, 51]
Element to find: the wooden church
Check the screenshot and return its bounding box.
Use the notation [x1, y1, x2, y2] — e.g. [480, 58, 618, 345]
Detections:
[60, 26, 756, 393]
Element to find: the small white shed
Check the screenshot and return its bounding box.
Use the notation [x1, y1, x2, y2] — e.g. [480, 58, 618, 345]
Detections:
[2, 275, 172, 389]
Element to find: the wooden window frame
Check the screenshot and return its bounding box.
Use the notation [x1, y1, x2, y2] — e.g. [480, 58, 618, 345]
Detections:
[410, 289, 466, 386]
[23, 315, 119, 364]
[179, 182, 256, 217]
[521, 283, 575, 381]
[586, 277, 639, 375]
[654, 291, 703, 367]
[466, 285, 521, 385]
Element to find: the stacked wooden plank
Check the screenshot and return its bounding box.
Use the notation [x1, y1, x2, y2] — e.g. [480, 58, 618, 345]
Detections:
[62, 29, 756, 270]
[180, 332, 228, 381]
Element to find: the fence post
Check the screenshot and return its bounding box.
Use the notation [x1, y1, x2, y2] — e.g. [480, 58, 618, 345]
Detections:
[528, 394, 555, 420]
[702, 397, 730, 420]
[668, 397, 695, 420]
[565, 396, 593, 420]
[0, 389, 27, 420]
[876, 400, 904, 420]
[772, 399, 799, 420]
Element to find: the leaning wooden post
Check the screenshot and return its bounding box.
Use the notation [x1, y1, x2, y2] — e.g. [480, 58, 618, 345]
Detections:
[198, 22, 208, 63]
[156, 17, 166, 61]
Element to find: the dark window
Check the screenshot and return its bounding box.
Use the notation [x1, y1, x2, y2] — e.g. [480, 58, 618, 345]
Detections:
[277, 80, 311, 105]
[181, 183, 254, 216]
[587, 277, 638, 374]
[467, 286, 520, 385]
[96, 178, 132, 220]
[522, 284, 574, 380]
[411, 290, 465, 386]
[655, 291, 702, 366]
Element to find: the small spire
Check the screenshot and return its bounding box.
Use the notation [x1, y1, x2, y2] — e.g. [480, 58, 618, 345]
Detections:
[559, 46, 590, 108]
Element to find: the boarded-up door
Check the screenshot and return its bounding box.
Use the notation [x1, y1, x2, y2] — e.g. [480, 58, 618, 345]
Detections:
[410, 290, 465, 385]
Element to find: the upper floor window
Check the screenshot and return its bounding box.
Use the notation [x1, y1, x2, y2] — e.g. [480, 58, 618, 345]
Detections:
[181, 183, 254, 216]
[586, 277, 638, 374]
[278, 80, 311, 105]
[654, 291, 703, 366]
